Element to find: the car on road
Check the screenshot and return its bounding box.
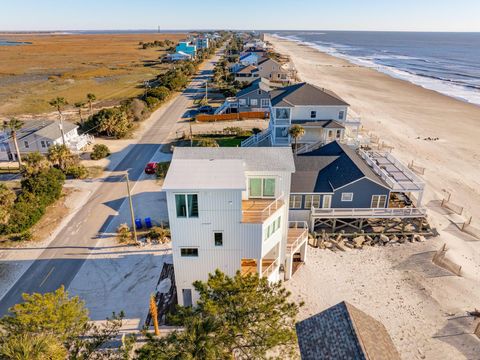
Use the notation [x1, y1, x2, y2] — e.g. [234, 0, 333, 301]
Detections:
[144, 162, 158, 174]
[197, 105, 214, 114]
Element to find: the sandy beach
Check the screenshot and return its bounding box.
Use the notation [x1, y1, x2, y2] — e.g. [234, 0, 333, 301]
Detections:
[266, 35, 480, 359]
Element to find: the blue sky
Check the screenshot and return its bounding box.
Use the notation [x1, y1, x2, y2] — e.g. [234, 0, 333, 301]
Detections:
[1, 0, 479, 32]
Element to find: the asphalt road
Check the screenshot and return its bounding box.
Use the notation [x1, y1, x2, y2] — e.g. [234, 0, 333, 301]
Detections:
[0, 50, 222, 315]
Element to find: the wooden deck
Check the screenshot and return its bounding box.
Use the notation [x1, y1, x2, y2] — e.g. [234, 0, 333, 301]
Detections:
[240, 258, 276, 277]
[287, 227, 308, 254]
[242, 198, 284, 223]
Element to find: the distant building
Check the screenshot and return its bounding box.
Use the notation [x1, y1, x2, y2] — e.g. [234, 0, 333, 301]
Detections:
[234, 64, 260, 84]
[163, 147, 308, 306]
[164, 51, 192, 62]
[0, 120, 93, 161]
[216, 78, 273, 114]
[176, 41, 197, 58]
[296, 301, 401, 360]
[195, 37, 210, 50]
[256, 58, 291, 83]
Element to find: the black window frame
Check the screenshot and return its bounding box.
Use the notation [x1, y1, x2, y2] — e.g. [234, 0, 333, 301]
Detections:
[214, 232, 223, 246]
[180, 248, 199, 257]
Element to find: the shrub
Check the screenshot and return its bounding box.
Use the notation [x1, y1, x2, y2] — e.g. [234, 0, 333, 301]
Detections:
[145, 227, 170, 244]
[123, 98, 149, 122]
[21, 167, 65, 206]
[6, 192, 45, 234]
[146, 86, 171, 102]
[144, 96, 159, 108]
[116, 223, 131, 243]
[82, 107, 133, 139]
[196, 139, 219, 147]
[155, 161, 171, 179]
[8, 231, 33, 242]
[90, 144, 111, 160]
[65, 165, 88, 179]
[252, 127, 262, 135]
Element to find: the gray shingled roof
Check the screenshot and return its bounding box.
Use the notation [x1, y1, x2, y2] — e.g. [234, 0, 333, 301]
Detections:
[270, 82, 349, 107]
[296, 301, 401, 360]
[16, 120, 77, 141]
[292, 141, 389, 192]
[291, 120, 345, 129]
[236, 64, 257, 74]
[236, 78, 273, 97]
[173, 147, 295, 172]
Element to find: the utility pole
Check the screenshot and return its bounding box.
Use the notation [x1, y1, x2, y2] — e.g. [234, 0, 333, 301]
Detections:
[205, 80, 208, 104]
[125, 173, 138, 243]
[58, 112, 66, 146]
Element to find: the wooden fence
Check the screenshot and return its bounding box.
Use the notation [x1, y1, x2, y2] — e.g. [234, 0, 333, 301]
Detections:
[196, 111, 269, 122]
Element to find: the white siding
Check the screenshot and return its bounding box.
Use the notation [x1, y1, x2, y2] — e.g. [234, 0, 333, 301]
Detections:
[290, 105, 348, 121]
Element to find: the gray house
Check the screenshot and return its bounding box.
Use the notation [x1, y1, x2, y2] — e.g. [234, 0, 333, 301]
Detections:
[216, 78, 272, 114]
[289, 141, 391, 221]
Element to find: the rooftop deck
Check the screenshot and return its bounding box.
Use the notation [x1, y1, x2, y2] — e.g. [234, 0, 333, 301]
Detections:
[359, 150, 425, 192]
[242, 196, 284, 223]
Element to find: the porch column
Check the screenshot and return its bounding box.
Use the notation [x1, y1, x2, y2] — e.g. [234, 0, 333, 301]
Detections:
[285, 255, 293, 280]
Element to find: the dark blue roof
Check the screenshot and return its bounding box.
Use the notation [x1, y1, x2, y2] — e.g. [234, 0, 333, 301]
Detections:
[292, 141, 387, 192]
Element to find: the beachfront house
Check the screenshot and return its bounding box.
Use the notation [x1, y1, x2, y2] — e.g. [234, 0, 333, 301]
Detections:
[162, 147, 308, 306]
[289, 141, 426, 231]
[175, 41, 197, 58]
[257, 58, 291, 84]
[0, 120, 93, 161]
[234, 64, 260, 84]
[239, 52, 260, 66]
[268, 82, 349, 147]
[215, 78, 272, 114]
[296, 301, 401, 360]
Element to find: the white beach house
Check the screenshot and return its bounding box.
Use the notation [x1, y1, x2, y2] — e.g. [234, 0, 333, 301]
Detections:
[162, 147, 308, 306]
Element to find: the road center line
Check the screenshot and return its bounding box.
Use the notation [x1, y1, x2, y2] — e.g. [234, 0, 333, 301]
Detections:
[39, 267, 55, 288]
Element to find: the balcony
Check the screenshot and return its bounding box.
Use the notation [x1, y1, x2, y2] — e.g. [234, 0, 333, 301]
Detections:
[242, 195, 284, 223]
[261, 257, 280, 278]
[287, 221, 308, 255]
[310, 206, 427, 219]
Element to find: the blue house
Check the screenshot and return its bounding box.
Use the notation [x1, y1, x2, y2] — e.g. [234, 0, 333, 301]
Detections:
[176, 41, 197, 58]
[196, 37, 209, 50]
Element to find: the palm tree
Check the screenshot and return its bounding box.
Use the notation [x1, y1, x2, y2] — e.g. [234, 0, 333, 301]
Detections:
[47, 144, 71, 171]
[86, 93, 96, 114]
[288, 124, 305, 155]
[1, 118, 24, 167]
[49, 97, 68, 145]
[74, 101, 86, 124]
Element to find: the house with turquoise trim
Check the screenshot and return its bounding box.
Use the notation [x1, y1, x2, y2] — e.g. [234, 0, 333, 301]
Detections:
[176, 41, 197, 58]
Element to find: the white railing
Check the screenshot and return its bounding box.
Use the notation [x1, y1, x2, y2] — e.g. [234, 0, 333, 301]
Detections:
[287, 221, 308, 254]
[310, 206, 427, 218]
[359, 150, 425, 191]
[296, 139, 324, 154]
[241, 128, 271, 147]
[262, 257, 279, 278]
[68, 134, 94, 151]
[242, 193, 285, 222]
[272, 118, 290, 126]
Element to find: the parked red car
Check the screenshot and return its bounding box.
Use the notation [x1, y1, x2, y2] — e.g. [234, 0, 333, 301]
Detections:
[144, 162, 158, 174]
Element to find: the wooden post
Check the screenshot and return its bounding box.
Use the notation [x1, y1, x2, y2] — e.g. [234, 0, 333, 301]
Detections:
[474, 321, 480, 339]
[150, 294, 160, 336]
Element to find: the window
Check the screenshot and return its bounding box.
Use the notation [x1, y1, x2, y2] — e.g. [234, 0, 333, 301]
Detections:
[175, 194, 198, 218]
[261, 99, 269, 108]
[289, 195, 302, 209]
[214, 232, 223, 246]
[275, 108, 290, 120]
[180, 248, 198, 257]
[310, 111, 317, 119]
[182, 289, 193, 307]
[336, 130, 342, 139]
[46, 141, 51, 147]
[341, 193, 353, 202]
[371, 195, 387, 208]
[250, 98, 258, 106]
[328, 130, 333, 139]
[264, 216, 281, 240]
[41, 141, 46, 148]
[305, 195, 320, 208]
[339, 111, 345, 120]
[258, 90, 262, 95]
[239, 99, 247, 106]
[24, 141, 29, 149]
[248, 178, 275, 198]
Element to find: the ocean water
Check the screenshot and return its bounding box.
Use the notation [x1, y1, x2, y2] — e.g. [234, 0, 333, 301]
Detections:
[272, 31, 480, 106]
[0, 40, 31, 46]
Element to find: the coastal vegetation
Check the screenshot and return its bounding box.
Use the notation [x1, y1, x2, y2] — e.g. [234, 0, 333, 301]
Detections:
[137, 270, 301, 359]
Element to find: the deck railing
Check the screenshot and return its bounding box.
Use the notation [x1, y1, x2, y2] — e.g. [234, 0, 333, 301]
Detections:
[262, 257, 280, 278]
[287, 221, 308, 254]
[242, 193, 285, 222]
[310, 206, 427, 218]
[241, 128, 271, 147]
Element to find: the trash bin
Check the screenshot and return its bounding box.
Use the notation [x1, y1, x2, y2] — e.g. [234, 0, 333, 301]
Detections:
[145, 217, 152, 229]
[135, 218, 142, 230]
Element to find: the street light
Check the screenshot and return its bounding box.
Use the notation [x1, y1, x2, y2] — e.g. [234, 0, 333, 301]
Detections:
[123, 172, 138, 243]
